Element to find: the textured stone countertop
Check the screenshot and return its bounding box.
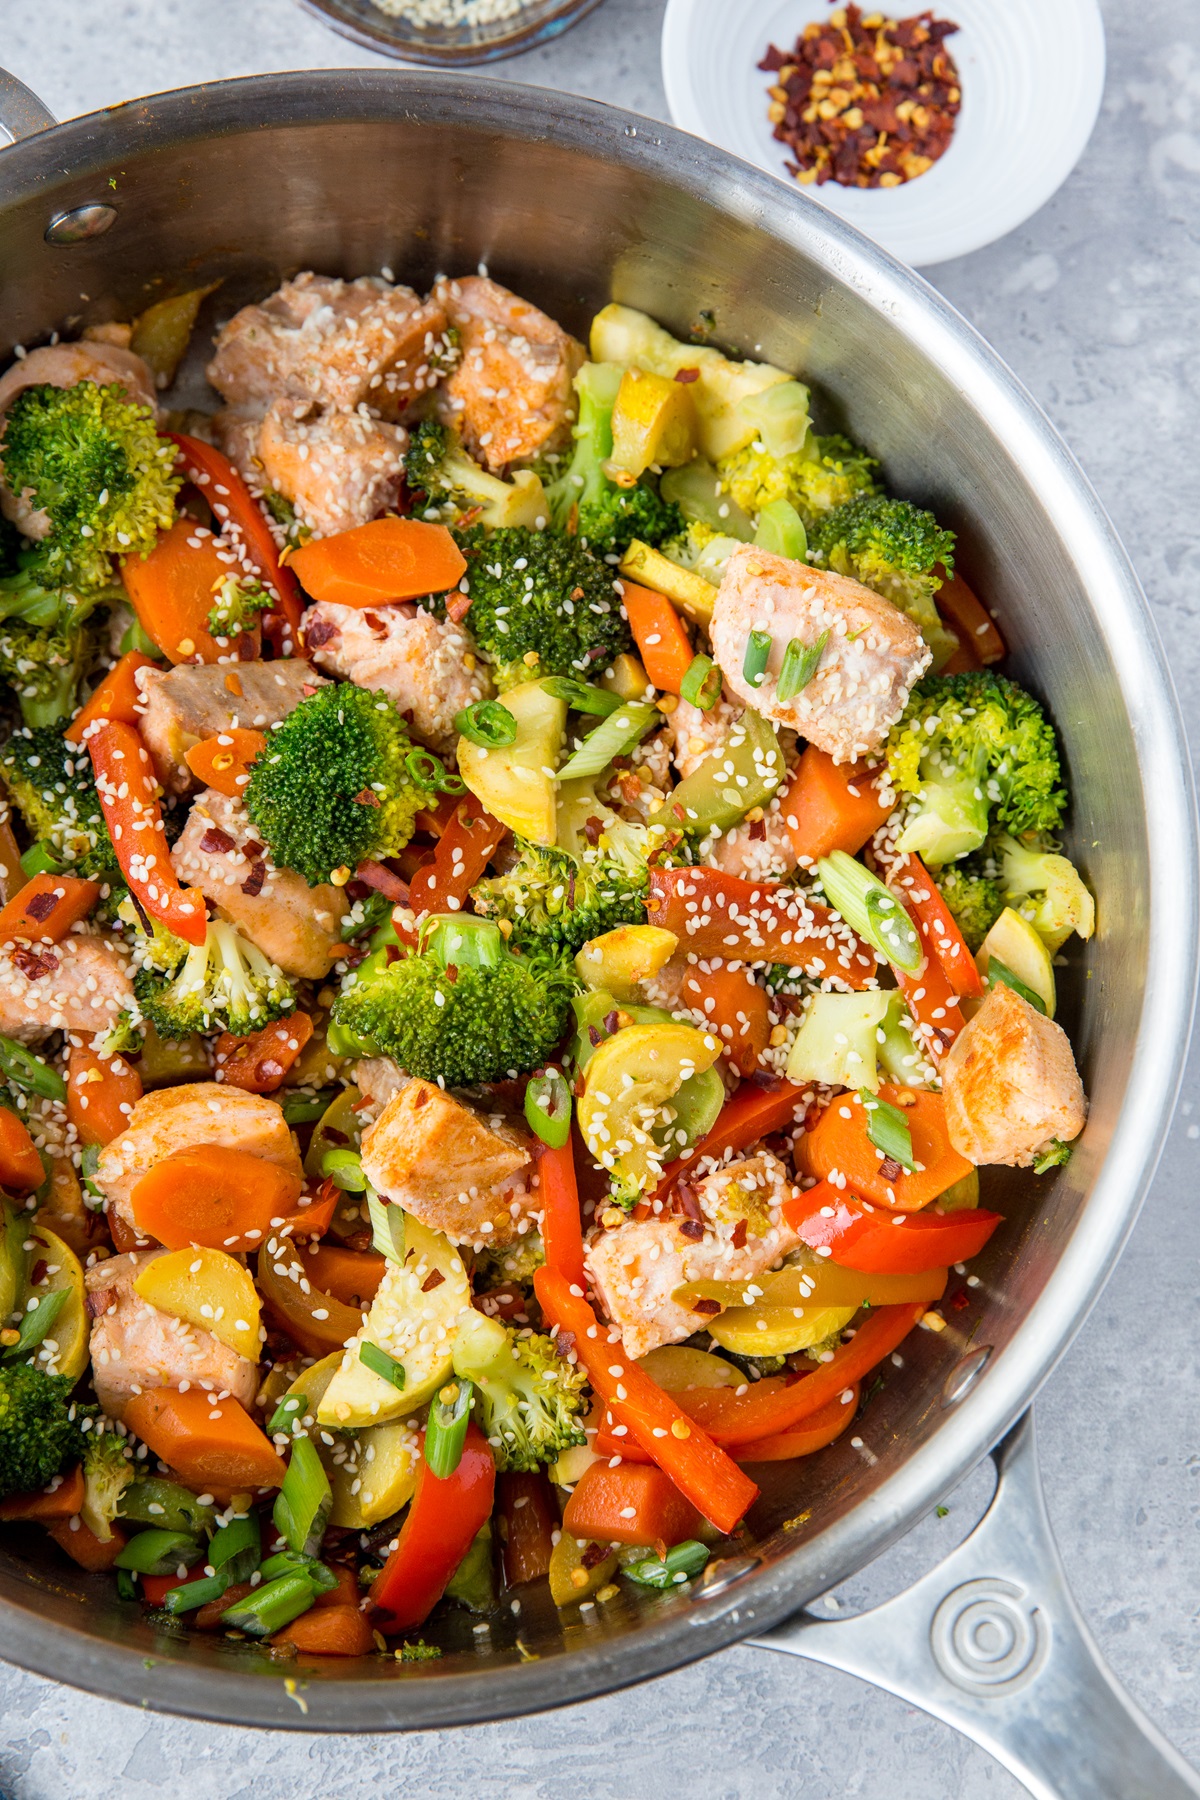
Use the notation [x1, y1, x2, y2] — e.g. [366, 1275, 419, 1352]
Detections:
[0, 1, 1197, 1794]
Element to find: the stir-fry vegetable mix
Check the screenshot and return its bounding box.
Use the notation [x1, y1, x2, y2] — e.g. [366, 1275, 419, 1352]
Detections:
[0, 274, 1091, 1656]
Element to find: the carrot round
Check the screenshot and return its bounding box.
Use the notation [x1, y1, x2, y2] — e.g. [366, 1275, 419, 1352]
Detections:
[803, 1086, 972, 1211]
[273, 1601, 375, 1656]
[0, 873, 101, 947]
[122, 518, 247, 665]
[129, 1144, 304, 1250]
[293, 1242, 385, 1310]
[312, 1565, 361, 1610]
[65, 650, 158, 746]
[67, 1045, 143, 1147]
[0, 1464, 85, 1521]
[123, 1387, 287, 1491]
[677, 960, 770, 1077]
[184, 728, 267, 799]
[0, 1105, 47, 1192]
[289, 518, 467, 608]
[781, 746, 894, 867]
[213, 1013, 314, 1094]
[621, 581, 693, 693]
[48, 1515, 128, 1570]
[563, 1461, 703, 1548]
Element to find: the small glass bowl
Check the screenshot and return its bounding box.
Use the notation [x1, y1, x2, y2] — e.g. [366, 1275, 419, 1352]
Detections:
[293, 0, 607, 66]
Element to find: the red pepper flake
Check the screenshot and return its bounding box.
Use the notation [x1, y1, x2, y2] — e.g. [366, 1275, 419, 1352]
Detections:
[353, 788, 381, 808]
[25, 890, 59, 922]
[199, 826, 236, 856]
[760, 4, 961, 192]
[678, 1218, 705, 1242]
[85, 1287, 116, 1319]
[241, 860, 267, 897]
[950, 1287, 971, 1311]
[446, 593, 472, 625]
[677, 1182, 704, 1223]
[581, 1540, 610, 1569]
[12, 946, 58, 980]
[302, 618, 339, 651]
[730, 1218, 748, 1249]
[583, 815, 604, 847]
[241, 840, 265, 861]
[421, 1269, 446, 1293]
[879, 1155, 904, 1182]
[692, 1296, 723, 1316]
[362, 611, 389, 636]
[674, 367, 701, 384]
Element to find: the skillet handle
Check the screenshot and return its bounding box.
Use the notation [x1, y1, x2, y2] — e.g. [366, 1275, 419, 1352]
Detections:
[0, 69, 57, 145]
[749, 1411, 1200, 1800]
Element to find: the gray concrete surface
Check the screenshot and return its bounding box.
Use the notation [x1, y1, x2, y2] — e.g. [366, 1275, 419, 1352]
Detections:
[0, 0, 1197, 1794]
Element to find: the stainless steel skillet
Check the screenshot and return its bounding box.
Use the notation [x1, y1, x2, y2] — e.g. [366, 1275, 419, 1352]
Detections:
[0, 65, 1195, 1798]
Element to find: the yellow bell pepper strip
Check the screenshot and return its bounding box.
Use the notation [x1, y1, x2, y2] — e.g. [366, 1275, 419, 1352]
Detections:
[87, 720, 207, 944]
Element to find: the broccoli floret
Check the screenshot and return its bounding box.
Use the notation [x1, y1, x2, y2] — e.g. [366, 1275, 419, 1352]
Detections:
[133, 917, 296, 1039]
[80, 1424, 134, 1542]
[431, 526, 631, 691]
[206, 573, 272, 643]
[473, 1229, 546, 1290]
[0, 1361, 87, 1501]
[451, 1310, 587, 1473]
[935, 862, 1004, 953]
[405, 419, 549, 532]
[809, 495, 958, 666]
[993, 833, 1095, 954]
[0, 381, 179, 591]
[659, 519, 744, 587]
[0, 577, 112, 729]
[244, 682, 437, 887]
[886, 672, 1066, 867]
[717, 430, 878, 525]
[472, 841, 648, 957]
[0, 725, 120, 878]
[331, 913, 575, 1087]
[118, 897, 190, 974]
[544, 363, 684, 558]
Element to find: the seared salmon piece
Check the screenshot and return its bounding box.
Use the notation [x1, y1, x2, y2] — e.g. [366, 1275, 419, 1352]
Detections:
[135, 659, 326, 795]
[666, 694, 743, 781]
[305, 600, 492, 757]
[95, 1082, 302, 1228]
[432, 276, 583, 470]
[942, 981, 1086, 1167]
[352, 1056, 411, 1123]
[207, 273, 449, 419]
[711, 546, 931, 761]
[170, 789, 348, 980]
[255, 400, 408, 539]
[360, 1080, 538, 1249]
[85, 1249, 257, 1421]
[585, 1151, 801, 1359]
[0, 935, 133, 1046]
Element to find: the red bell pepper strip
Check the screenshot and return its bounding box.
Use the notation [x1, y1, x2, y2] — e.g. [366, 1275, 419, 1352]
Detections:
[874, 849, 983, 1000]
[680, 1301, 929, 1448]
[802, 1086, 973, 1211]
[167, 433, 305, 646]
[369, 1422, 495, 1632]
[537, 1136, 586, 1290]
[87, 721, 207, 944]
[895, 946, 966, 1064]
[647, 866, 878, 987]
[783, 1177, 997, 1272]
[403, 797, 507, 939]
[935, 569, 1005, 665]
[497, 1471, 557, 1587]
[533, 1266, 759, 1535]
[651, 1077, 811, 1207]
[65, 650, 157, 746]
[595, 1383, 862, 1465]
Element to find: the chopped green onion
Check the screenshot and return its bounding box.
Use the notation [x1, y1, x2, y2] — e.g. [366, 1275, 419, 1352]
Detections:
[116, 1568, 137, 1601]
[776, 630, 829, 702]
[0, 1034, 66, 1103]
[524, 1070, 572, 1149]
[220, 1572, 317, 1638]
[80, 1142, 103, 1200]
[163, 1573, 229, 1615]
[753, 498, 808, 562]
[359, 1340, 406, 1390]
[365, 1184, 406, 1264]
[273, 1434, 331, 1559]
[425, 1377, 473, 1480]
[622, 1539, 710, 1589]
[405, 747, 463, 795]
[320, 1146, 367, 1192]
[858, 1090, 916, 1173]
[117, 1478, 216, 1536]
[268, 1393, 308, 1437]
[556, 702, 658, 782]
[114, 1529, 205, 1577]
[258, 1551, 339, 1592]
[1033, 1138, 1071, 1174]
[2, 1287, 67, 1362]
[541, 677, 623, 716]
[208, 1511, 261, 1584]
[986, 956, 1047, 1016]
[742, 630, 772, 690]
[679, 653, 723, 712]
[19, 842, 63, 879]
[817, 851, 922, 974]
[280, 1087, 338, 1125]
[455, 699, 518, 748]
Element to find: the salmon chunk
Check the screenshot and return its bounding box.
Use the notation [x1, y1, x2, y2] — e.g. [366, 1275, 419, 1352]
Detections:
[666, 694, 743, 781]
[352, 1056, 411, 1124]
[360, 1080, 538, 1249]
[0, 935, 132, 1045]
[85, 1249, 257, 1421]
[95, 1082, 302, 1228]
[170, 789, 347, 979]
[135, 659, 326, 795]
[304, 600, 493, 756]
[711, 547, 931, 761]
[585, 1151, 802, 1359]
[254, 400, 408, 539]
[942, 981, 1086, 1167]
[207, 273, 449, 419]
[432, 276, 583, 470]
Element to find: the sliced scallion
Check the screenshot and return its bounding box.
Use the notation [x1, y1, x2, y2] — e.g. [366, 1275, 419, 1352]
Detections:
[220, 1572, 317, 1638]
[540, 677, 623, 717]
[986, 956, 1047, 1016]
[114, 1529, 204, 1577]
[425, 1378, 473, 1480]
[365, 1184, 406, 1264]
[268, 1393, 308, 1437]
[360, 1340, 407, 1390]
[858, 1090, 916, 1173]
[320, 1146, 367, 1192]
[2, 1288, 68, 1362]
[258, 1550, 340, 1593]
[117, 1478, 216, 1536]
[753, 498, 808, 562]
[116, 1568, 137, 1602]
[455, 699, 518, 748]
[622, 1539, 710, 1589]
[272, 1433, 332, 1559]
[279, 1087, 338, 1126]
[524, 1070, 572, 1149]
[556, 702, 658, 782]
[776, 630, 829, 702]
[163, 1572, 229, 1615]
[208, 1510, 261, 1584]
[817, 851, 922, 974]
[19, 842, 62, 879]
[742, 630, 772, 690]
[679, 653, 723, 712]
[0, 1034, 66, 1102]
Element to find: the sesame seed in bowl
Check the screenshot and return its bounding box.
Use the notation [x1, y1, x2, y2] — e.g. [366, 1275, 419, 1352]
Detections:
[293, 0, 607, 67]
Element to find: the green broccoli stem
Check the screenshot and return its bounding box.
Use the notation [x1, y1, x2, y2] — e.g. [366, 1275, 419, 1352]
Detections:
[421, 914, 506, 974]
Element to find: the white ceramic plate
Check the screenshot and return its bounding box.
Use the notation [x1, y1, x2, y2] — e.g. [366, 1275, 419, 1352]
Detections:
[661, 0, 1105, 266]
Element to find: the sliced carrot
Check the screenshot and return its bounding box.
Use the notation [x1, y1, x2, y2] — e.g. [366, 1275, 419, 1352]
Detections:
[47, 1515, 128, 1570]
[733, 1385, 861, 1462]
[169, 434, 304, 647]
[67, 1045, 143, 1148]
[312, 1565, 361, 1610]
[0, 1464, 85, 1522]
[563, 1461, 704, 1549]
[122, 518, 249, 665]
[935, 569, 1005, 665]
[780, 746, 894, 867]
[88, 721, 208, 945]
[294, 1243, 385, 1310]
[803, 1085, 972, 1211]
[194, 1578, 253, 1628]
[65, 651, 157, 746]
[621, 581, 693, 693]
[123, 1387, 287, 1492]
[289, 518, 467, 608]
[184, 728, 267, 799]
[129, 1144, 304, 1251]
[213, 1013, 314, 1095]
[0, 1105, 47, 1192]
[142, 1569, 194, 1607]
[676, 960, 770, 1077]
[0, 873, 101, 947]
[276, 1184, 339, 1242]
[273, 1602, 375, 1656]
